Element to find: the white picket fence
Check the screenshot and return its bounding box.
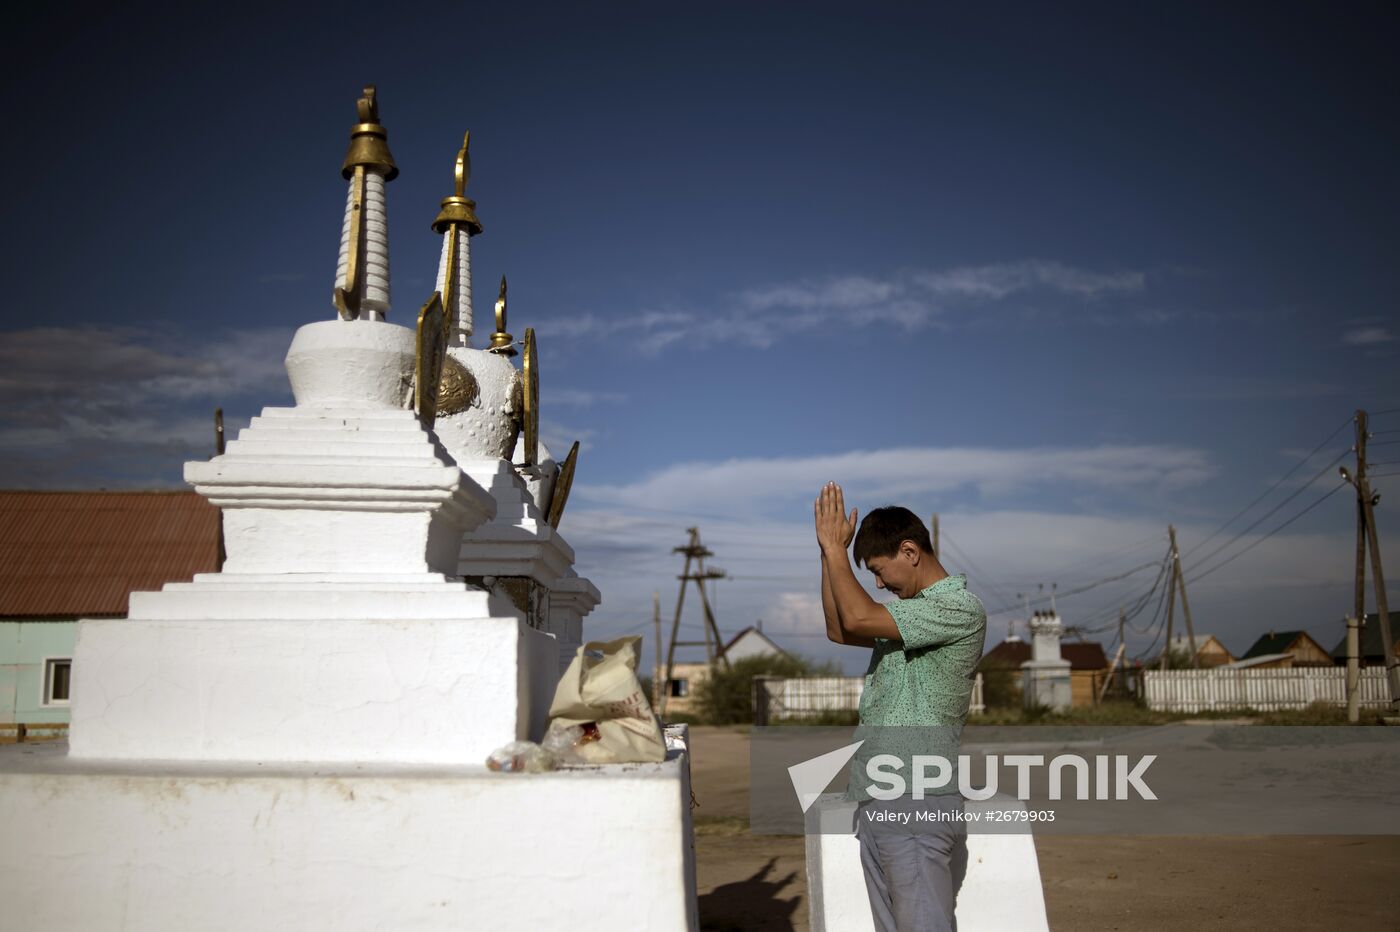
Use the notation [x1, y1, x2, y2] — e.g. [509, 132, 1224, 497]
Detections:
[1144, 667, 1390, 713]
[752, 673, 984, 723]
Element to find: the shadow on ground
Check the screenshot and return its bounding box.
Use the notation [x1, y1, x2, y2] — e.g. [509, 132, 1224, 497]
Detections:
[698, 855, 801, 931]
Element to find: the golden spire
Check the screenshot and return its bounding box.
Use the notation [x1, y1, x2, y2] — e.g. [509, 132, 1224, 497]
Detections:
[487, 275, 517, 356]
[341, 85, 398, 181]
[432, 131, 483, 236]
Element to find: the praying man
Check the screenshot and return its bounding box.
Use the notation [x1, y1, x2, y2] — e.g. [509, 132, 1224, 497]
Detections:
[814, 482, 987, 932]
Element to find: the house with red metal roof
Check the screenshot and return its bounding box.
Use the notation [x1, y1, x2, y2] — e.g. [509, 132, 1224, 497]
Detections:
[980, 636, 1112, 708]
[0, 491, 219, 728]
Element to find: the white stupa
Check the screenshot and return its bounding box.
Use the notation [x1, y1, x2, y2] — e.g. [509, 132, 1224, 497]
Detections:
[0, 87, 695, 931]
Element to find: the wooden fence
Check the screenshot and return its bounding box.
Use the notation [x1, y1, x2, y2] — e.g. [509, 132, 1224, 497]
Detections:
[1143, 667, 1390, 713]
[752, 673, 984, 724]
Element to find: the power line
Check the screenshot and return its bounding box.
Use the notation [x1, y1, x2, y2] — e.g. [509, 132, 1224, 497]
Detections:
[938, 531, 1020, 615]
[1188, 481, 1349, 585]
[1131, 570, 1175, 662]
[1184, 450, 1349, 576]
[1183, 415, 1352, 560]
[1032, 532, 1166, 585]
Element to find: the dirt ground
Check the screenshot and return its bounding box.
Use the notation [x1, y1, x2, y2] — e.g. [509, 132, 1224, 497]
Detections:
[688, 725, 1400, 932]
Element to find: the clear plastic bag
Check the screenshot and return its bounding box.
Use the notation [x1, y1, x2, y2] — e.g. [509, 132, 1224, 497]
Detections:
[485, 740, 558, 773]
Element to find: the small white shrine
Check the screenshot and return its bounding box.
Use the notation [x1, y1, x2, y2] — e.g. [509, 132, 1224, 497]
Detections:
[1021, 609, 1073, 711]
[0, 88, 695, 930]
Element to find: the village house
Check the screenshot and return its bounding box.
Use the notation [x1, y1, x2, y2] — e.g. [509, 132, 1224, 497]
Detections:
[663, 625, 789, 716]
[1329, 611, 1400, 666]
[0, 490, 218, 731]
[1166, 634, 1236, 667]
[980, 635, 1111, 708]
[1230, 629, 1333, 669]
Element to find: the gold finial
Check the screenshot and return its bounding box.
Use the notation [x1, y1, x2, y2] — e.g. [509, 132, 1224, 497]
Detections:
[432, 131, 482, 235]
[341, 85, 398, 181]
[455, 131, 470, 195]
[488, 275, 517, 356]
[521, 327, 539, 466]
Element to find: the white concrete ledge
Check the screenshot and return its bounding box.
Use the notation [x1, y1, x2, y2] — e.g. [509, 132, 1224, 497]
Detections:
[0, 738, 697, 932]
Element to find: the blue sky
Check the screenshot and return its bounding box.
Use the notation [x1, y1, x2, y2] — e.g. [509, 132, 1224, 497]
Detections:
[3, 3, 1398, 672]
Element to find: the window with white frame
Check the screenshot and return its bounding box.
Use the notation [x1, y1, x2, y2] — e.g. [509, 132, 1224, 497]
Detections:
[43, 658, 72, 706]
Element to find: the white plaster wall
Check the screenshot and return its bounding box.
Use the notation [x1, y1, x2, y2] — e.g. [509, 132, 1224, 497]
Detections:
[68, 616, 557, 765]
[805, 794, 1050, 932]
[0, 736, 697, 932]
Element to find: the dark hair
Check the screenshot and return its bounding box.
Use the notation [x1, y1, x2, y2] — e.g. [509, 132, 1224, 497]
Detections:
[852, 506, 934, 567]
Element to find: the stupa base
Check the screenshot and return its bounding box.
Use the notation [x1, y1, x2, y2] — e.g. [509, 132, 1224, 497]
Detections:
[0, 728, 697, 931]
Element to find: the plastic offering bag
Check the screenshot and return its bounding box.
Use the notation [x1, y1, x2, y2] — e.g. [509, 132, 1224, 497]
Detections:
[485, 740, 557, 773]
[547, 635, 667, 764]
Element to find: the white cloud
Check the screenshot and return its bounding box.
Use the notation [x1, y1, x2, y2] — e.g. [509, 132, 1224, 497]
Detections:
[575, 444, 1216, 514]
[1342, 327, 1394, 346]
[551, 389, 627, 407]
[0, 325, 290, 486]
[531, 260, 1154, 355]
[914, 260, 1144, 300]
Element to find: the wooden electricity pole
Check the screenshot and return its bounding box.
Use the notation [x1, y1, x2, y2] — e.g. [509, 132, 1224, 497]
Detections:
[659, 527, 730, 717]
[214, 408, 226, 572]
[1157, 526, 1198, 670]
[652, 591, 662, 712]
[1170, 525, 1199, 668]
[1344, 410, 1399, 709]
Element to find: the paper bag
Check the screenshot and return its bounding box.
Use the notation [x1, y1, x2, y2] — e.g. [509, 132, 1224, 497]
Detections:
[547, 635, 667, 764]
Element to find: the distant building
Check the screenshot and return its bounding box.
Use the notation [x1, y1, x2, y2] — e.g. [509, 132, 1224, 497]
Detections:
[663, 625, 790, 716]
[0, 491, 219, 727]
[980, 637, 1110, 708]
[1329, 612, 1400, 666]
[1166, 634, 1235, 668]
[1237, 630, 1332, 668]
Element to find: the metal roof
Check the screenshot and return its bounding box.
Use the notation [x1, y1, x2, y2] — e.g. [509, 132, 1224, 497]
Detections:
[0, 491, 219, 617]
[980, 639, 1110, 671]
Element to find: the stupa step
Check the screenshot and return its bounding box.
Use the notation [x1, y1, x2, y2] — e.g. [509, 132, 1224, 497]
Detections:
[222, 441, 444, 461]
[249, 410, 428, 431]
[255, 404, 425, 419]
[68, 615, 557, 764]
[131, 575, 494, 620]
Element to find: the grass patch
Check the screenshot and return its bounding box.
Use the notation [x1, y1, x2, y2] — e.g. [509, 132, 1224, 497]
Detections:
[693, 815, 750, 836]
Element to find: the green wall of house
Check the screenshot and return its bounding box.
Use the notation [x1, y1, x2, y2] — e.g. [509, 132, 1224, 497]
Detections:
[0, 620, 76, 724]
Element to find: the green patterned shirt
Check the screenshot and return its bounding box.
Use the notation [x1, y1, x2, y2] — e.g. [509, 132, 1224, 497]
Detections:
[848, 574, 987, 800]
[859, 574, 987, 728]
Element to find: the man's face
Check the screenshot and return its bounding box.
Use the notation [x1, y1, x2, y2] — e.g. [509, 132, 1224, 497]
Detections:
[865, 547, 918, 599]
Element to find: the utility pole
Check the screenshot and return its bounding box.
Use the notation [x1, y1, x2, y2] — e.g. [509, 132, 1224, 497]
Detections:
[652, 591, 662, 713]
[214, 408, 226, 572]
[1099, 607, 1128, 704]
[1159, 533, 1178, 671]
[659, 528, 730, 717]
[931, 513, 940, 560]
[1169, 525, 1199, 668]
[1346, 615, 1360, 723]
[1342, 410, 1400, 709]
